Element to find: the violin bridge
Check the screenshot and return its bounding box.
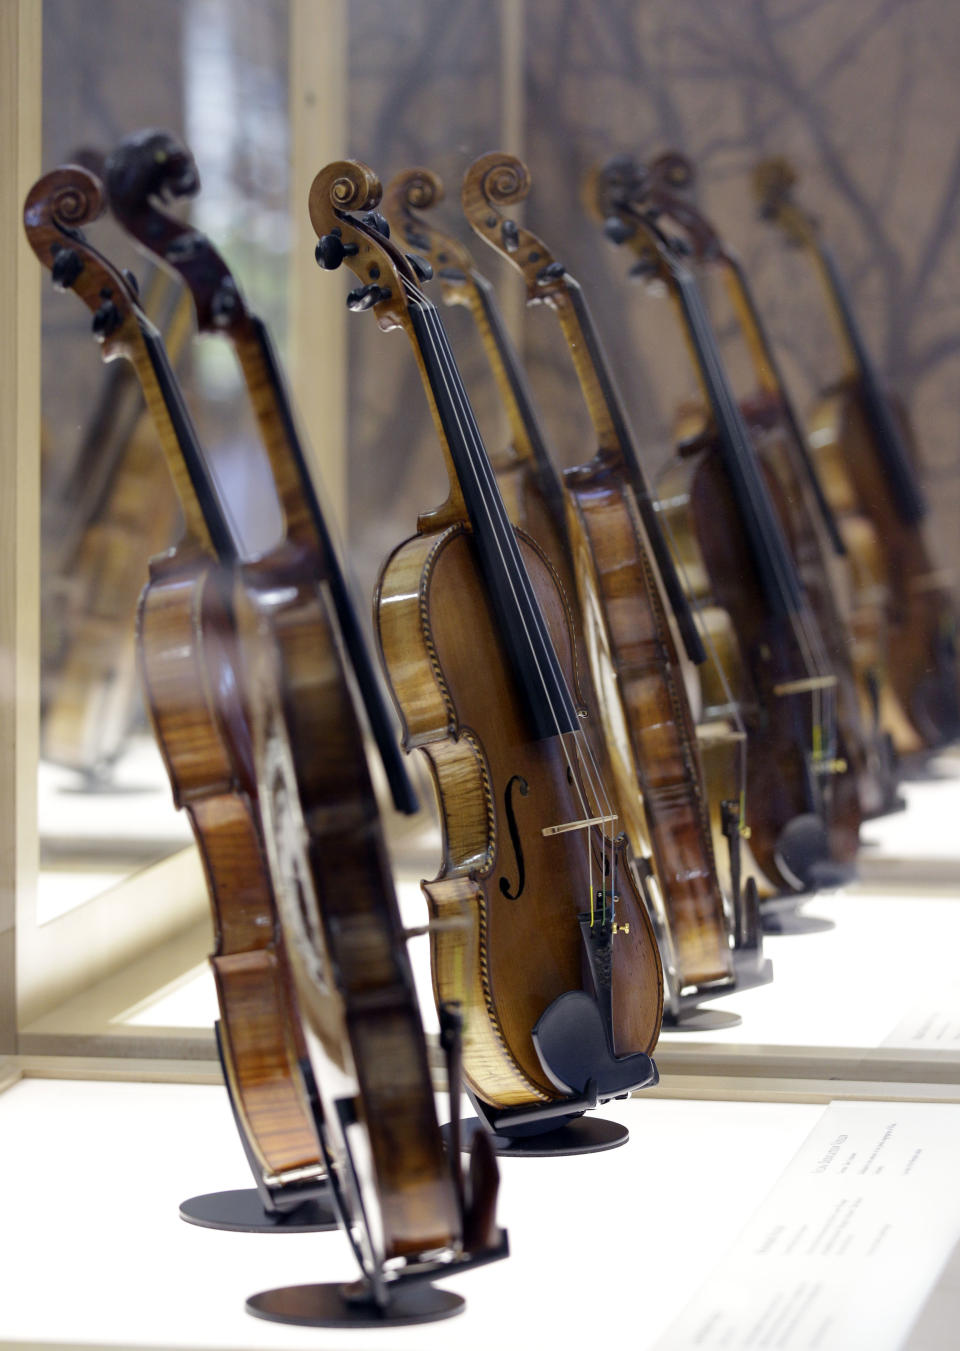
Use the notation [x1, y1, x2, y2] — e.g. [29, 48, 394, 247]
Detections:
[541, 812, 618, 837]
[772, 675, 838, 696]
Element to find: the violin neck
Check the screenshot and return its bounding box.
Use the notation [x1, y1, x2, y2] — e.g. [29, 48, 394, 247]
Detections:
[673, 267, 805, 619]
[466, 269, 567, 530]
[815, 241, 926, 525]
[721, 255, 847, 558]
[554, 279, 706, 665]
[134, 315, 237, 564]
[408, 298, 580, 739]
[243, 313, 419, 815]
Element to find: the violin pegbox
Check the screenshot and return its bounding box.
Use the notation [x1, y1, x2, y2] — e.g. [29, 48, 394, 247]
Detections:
[753, 157, 817, 247]
[23, 164, 140, 356]
[308, 159, 433, 335]
[461, 152, 569, 299]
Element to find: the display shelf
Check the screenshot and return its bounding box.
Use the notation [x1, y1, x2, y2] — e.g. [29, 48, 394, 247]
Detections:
[0, 1078, 956, 1349]
[859, 751, 960, 887]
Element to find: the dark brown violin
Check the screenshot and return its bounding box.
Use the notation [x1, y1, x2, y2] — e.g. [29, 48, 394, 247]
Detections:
[99, 131, 507, 1307]
[311, 158, 662, 1133]
[609, 150, 898, 820]
[589, 165, 863, 893]
[756, 157, 960, 753]
[407, 154, 764, 1010]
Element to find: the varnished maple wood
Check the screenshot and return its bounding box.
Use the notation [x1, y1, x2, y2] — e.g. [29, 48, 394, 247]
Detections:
[311, 159, 662, 1112]
[458, 152, 735, 990]
[755, 157, 960, 751]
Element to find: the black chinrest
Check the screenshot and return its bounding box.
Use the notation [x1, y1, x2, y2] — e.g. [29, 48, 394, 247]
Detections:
[531, 990, 659, 1099]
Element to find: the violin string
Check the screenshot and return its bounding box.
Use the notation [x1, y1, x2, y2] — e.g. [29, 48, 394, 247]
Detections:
[680, 266, 839, 791]
[414, 283, 619, 908]
[407, 278, 619, 919]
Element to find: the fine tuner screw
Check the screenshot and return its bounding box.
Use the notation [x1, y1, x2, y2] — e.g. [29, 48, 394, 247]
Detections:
[315, 227, 359, 271]
[50, 246, 84, 291]
[345, 282, 392, 312]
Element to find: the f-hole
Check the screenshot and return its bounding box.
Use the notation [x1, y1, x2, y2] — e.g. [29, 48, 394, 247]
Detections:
[499, 774, 529, 900]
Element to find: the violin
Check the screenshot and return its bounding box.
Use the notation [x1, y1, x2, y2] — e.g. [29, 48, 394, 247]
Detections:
[611, 151, 898, 820]
[41, 267, 186, 777]
[402, 154, 759, 1009]
[24, 164, 328, 1217]
[756, 157, 960, 753]
[101, 131, 506, 1301]
[589, 163, 863, 894]
[310, 158, 662, 1130]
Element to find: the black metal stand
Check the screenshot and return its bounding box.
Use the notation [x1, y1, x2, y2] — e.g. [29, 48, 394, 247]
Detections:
[247, 1281, 465, 1328]
[178, 1021, 338, 1234]
[179, 1188, 338, 1233]
[443, 1110, 627, 1157]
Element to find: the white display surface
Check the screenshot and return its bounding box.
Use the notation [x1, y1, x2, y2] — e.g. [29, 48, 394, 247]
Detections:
[656, 1101, 960, 1349]
[860, 753, 960, 882]
[658, 888, 960, 1053]
[2, 1082, 958, 1350]
[0, 1079, 820, 1350]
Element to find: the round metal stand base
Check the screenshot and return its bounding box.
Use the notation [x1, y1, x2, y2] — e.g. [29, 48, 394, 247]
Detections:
[179, 1187, 338, 1233]
[246, 1282, 465, 1328]
[444, 1113, 628, 1158]
[663, 1007, 742, 1032]
[762, 909, 836, 936]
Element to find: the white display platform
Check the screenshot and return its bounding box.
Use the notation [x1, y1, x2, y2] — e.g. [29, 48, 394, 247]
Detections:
[859, 752, 960, 886]
[1, 1080, 957, 1350]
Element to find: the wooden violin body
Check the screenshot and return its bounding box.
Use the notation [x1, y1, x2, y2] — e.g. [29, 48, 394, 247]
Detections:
[376, 522, 662, 1108]
[139, 549, 324, 1197]
[658, 431, 861, 889]
[808, 380, 959, 752]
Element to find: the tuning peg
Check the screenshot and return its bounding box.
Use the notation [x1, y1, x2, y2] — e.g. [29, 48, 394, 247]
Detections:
[501, 219, 520, 252]
[50, 246, 84, 291]
[536, 261, 567, 284]
[603, 216, 634, 246]
[628, 257, 659, 280]
[315, 227, 359, 271]
[345, 283, 392, 312]
[666, 235, 691, 256]
[91, 298, 122, 340]
[362, 211, 390, 239]
[210, 276, 241, 326]
[404, 253, 433, 283]
[122, 268, 140, 297]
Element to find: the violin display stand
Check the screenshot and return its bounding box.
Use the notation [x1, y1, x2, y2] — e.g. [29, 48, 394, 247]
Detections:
[444, 1105, 628, 1157]
[178, 1023, 338, 1234]
[445, 986, 659, 1156]
[246, 1279, 465, 1328]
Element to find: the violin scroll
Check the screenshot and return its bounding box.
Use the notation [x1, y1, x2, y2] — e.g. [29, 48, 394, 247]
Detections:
[106, 129, 199, 216]
[753, 157, 817, 246]
[383, 167, 476, 307]
[23, 166, 138, 354]
[309, 159, 424, 334]
[462, 151, 566, 296]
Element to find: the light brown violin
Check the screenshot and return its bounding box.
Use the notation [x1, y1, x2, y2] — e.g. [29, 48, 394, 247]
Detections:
[756, 157, 960, 753]
[311, 158, 662, 1132]
[409, 154, 765, 1010]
